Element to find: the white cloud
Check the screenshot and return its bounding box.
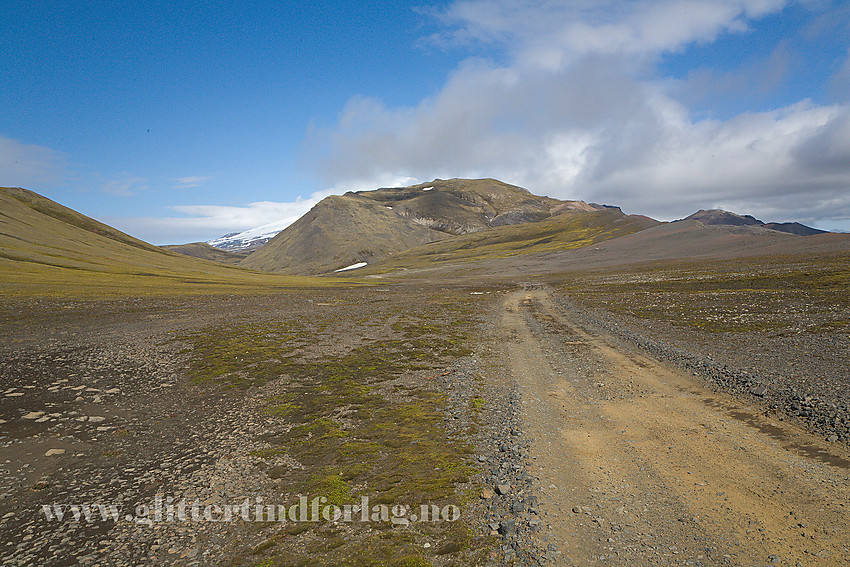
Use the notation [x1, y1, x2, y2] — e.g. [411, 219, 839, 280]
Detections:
[101, 173, 148, 196]
[173, 176, 213, 189]
[431, 0, 787, 66]
[107, 184, 359, 245]
[311, 0, 850, 226]
[0, 135, 67, 187]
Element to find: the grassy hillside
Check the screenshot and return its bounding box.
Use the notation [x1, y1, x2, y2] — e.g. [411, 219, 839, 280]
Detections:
[0, 188, 351, 297]
[161, 242, 248, 265]
[240, 194, 446, 274]
[363, 208, 658, 274]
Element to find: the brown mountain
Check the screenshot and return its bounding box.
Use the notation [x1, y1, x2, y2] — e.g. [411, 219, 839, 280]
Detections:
[681, 209, 826, 235]
[239, 178, 613, 274]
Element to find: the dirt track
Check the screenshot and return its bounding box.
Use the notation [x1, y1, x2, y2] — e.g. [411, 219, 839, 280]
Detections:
[500, 287, 850, 566]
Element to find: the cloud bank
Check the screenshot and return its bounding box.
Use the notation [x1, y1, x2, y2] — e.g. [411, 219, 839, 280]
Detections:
[312, 0, 850, 225]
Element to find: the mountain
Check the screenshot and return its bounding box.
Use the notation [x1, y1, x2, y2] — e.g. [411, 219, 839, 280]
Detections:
[160, 242, 249, 265]
[240, 193, 445, 275]
[762, 222, 828, 236]
[0, 187, 328, 296]
[207, 217, 295, 252]
[240, 178, 619, 274]
[683, 209, 763, 226]
[681, 209, 827, 235]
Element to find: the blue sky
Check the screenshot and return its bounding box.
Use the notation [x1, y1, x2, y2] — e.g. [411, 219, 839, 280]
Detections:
[3, 0, 850, 243]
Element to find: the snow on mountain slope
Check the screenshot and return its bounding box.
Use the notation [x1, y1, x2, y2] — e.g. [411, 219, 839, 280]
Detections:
[207, 218, 295, 252]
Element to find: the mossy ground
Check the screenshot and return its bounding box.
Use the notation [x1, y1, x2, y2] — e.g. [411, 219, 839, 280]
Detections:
[181, 289, 493, 566]
[558, 253, 850, 336]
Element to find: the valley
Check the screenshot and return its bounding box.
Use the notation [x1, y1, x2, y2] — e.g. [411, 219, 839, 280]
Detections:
[1, 182, 849, 566]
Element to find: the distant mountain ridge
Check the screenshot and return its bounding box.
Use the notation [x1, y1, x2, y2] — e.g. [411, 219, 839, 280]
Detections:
[160, 242, 248, 265]
[3, 185, 843, 291]
[681, 209, 826, 236]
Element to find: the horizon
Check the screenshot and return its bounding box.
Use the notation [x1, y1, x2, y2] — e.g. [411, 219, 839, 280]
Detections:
[3, 0, 850, 244]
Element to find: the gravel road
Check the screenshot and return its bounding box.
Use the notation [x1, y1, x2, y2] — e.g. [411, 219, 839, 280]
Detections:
[493, 286, 850, 566]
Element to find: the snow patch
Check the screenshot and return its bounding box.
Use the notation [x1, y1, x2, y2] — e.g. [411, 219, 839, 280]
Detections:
[421, 186, 433, 191]
[334, 262, 368, 272]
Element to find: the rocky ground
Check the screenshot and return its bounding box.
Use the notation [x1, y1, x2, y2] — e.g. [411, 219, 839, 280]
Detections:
[555, 276, 850, 448]
[1, 278, 848, 566]
[0, 288, 525, 566]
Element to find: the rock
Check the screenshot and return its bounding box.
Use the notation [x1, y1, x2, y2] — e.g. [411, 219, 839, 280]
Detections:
[45, 449, 66, 457]
[499, 519, 516, 535]
[23, 411, 46, 420]
[495, 484, 511, 495]
[481, 488, 494, 499]
[87, 416, 106, 423]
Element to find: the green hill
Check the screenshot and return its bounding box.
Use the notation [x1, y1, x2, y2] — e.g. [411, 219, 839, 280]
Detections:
[0, 187, 345, 297]
[161, 242, 249, 265]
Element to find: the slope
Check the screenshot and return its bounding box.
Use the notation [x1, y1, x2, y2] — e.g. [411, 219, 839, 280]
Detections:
[161, 242, 249, 265]
[239, 178, 611, 274]
[361, 208, 659, 276]
[359, 218, 850, 282]
[240, 194, 445, 275]
[683, 209, 826, 235]
[0, 187, 344, 296]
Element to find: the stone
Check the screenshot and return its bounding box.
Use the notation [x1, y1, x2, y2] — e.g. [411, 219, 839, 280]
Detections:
[45, 449, 66, 457]
[499, 519, 516, 535]
[23, 411, 46, 420]
[495, 484, 511, 495]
